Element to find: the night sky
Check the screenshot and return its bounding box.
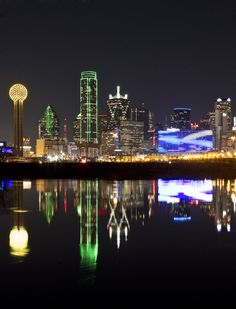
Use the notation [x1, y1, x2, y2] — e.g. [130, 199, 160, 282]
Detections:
[1, 0, 236, 144]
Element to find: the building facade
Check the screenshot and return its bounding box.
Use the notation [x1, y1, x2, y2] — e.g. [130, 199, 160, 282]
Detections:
[171, 108, 191, 130]
[79, 71, 98, 145]
[77, 71, 99, 158]
[39, 105, 60, 139]
[107, 86, 130, 130]
[119, 120, 144, 155]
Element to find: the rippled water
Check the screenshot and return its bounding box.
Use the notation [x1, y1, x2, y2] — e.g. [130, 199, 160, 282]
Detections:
[0, 179, 236, 305]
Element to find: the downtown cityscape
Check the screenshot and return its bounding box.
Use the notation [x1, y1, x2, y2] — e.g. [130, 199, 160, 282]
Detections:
[1, 0, 236, 306]
[1, 72, 236, 163]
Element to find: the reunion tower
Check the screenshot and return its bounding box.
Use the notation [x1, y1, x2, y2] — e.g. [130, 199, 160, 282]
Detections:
[9, 84, 28, 157]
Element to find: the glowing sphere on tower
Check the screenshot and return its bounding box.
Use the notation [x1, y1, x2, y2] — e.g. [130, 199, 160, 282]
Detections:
[9, 83, 28, 102]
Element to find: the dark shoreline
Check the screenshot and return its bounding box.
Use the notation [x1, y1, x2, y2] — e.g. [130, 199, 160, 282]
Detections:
[0, 160, 235, 179]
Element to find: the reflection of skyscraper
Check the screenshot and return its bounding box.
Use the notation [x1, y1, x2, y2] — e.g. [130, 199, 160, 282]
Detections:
[9, 181, 29, 258]
[36, 180, 60, 224]
[172, 202, 191, 222]
[75, 180, 98, 286]
[212, 179, 232, 232]
[107, 181, 130, 248]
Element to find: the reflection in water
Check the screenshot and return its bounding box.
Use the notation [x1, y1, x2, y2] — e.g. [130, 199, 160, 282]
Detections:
[158, 179, 213, 222]
[36, 180, 60, 223]
[2, 178, 236, 290]
[75, 180, 99, 286]
[107, 181, 130, 248]
[211, 179, 234, 232]
[9, 181, 29, 258]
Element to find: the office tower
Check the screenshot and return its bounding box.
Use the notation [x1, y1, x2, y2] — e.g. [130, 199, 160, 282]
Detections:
[119, 120, 144, 155]
[79, 71, 98, 145]
[38, 105, 60, 139]
[130, 103, 155, 139]
[9, 84, 28, 157]
[213, 98, 232, 150]
[107, 86, 130, 130]
[73, 113, 81, 142]
[171, 108, 191, 130]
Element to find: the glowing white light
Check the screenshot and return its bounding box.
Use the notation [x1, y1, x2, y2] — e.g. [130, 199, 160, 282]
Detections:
[217, 223, 222, 232]
[109, 227, 113, 239]
[217, 98, 222, 102]
[124, 226, 128, 240]
[117, 227, 120, 249]
[227, 224, 231, 232]
[9, 227, 29, 256]
[23, 181, 31, 190]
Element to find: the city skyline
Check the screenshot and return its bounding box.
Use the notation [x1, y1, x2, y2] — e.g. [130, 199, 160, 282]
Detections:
[0, 0, 236, 144]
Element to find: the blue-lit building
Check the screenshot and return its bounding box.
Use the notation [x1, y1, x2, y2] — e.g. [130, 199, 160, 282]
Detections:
[157, 129, 213, 153]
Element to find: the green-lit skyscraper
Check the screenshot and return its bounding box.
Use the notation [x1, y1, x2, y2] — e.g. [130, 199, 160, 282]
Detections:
[39, 105, 60, 139]
[79, 71, 98, 157]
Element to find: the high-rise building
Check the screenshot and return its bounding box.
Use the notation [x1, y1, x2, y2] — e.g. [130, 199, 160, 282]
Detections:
[130, 103, 155, 139]
[214, 98, 232, 130]
[107, 86, 130, 130]
[79, 71, 98, 145]
[38, 105, 60, 139]
[171, 108, 191, 130]
[119, 120, 144, 155]
[73, 113, 81, 142]
[213, 98, 232, 150]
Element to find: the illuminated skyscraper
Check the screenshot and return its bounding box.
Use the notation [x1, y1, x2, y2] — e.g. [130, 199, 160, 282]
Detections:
[38, 105, 60, 139]
[79, 71, 98, 145]
[214, 98, 232, 150]
[9, 84, 28, 157]
[73, 113, 81, 143]
[107, 86, 130, 130]
[171, 108, 191, 130]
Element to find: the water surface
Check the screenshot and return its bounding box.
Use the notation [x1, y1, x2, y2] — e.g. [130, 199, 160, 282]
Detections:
[0, 178, 235, 305]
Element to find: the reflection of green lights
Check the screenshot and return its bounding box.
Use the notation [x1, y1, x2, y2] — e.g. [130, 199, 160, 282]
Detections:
[80, 244, 98, 268]
[45, 192, 55, 224]
[79, 180, 99, 268]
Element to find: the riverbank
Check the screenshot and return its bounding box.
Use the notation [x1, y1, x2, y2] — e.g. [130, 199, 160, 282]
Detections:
[0, 159, 235, 179]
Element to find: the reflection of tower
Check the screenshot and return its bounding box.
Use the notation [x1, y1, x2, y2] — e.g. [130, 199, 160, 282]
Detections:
[36, 180, 59, 224]
[107, 181, 130, 248]
[9, 181, 29, 257]
[76, 180, 98, 285]
[172, 202, 191, 222]
[213, 179, 232, 232]
[9, 84, 28, 157]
